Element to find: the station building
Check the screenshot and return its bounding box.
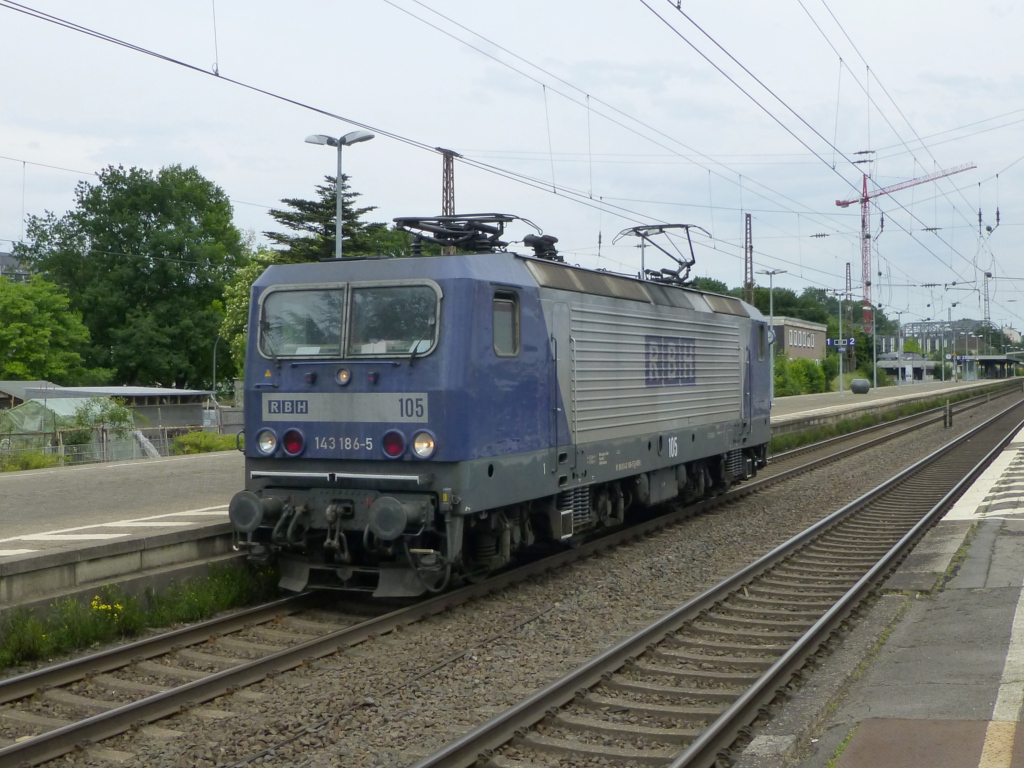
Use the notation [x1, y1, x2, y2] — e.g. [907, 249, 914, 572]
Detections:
[770, 317, 827, 362]
[0, 251, 30, 284]
[23, 385, 211, 428]
[0, 381, 211, 427]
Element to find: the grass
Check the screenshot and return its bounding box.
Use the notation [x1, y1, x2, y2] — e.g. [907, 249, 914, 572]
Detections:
[824, 726, 858, 768]
[0, 562, 279, 671]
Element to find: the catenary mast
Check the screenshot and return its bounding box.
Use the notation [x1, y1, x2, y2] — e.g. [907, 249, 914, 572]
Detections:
[836, 163, 975, 332]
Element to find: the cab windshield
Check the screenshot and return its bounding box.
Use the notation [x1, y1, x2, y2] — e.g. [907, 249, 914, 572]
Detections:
[346, 285, 437, 356]
[259, 283, 438, 358]
[260, 289, 343, 356]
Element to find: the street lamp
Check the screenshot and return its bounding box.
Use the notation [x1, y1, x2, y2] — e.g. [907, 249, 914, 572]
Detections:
[865, 305, 878, 388]
[305, 130, 376, 260]
[892, 310, 906, 384]
[968, 333, 978, 380]
[212, 334, 221, 402]
[756, 269, 786, 404]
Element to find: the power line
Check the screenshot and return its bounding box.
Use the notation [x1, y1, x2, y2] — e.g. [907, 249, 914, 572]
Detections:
[381, 0, 860, 236]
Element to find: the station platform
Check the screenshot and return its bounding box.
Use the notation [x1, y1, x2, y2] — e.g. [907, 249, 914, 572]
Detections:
[0, 452, 242, 617]
[770, 378, 1017, 434]
[739, 419, 1024, 768]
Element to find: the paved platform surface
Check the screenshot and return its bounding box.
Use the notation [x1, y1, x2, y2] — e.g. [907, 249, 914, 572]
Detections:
[771, 379, 1010, 421]
[0, 451, 240, 557]
[736, 421, 1024, 768]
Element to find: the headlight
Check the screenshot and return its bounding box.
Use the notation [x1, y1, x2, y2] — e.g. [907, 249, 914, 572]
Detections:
[256, 429, 277, 455]
[412, 431, 436, 459]
[336, 368, 351, 386]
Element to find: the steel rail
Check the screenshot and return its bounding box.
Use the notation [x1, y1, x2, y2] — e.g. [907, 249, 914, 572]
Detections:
[408, 398, 1024, 768]
[668, 402, 1024, 768]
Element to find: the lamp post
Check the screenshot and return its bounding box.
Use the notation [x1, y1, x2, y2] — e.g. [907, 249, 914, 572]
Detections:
[941, 323, 947, 382]
[756, 269, 786, 404]
[968, 333, 977, 380]
[837, 292, 845, 394]
[305, 130, 376, 260]
[865, 305, 878, 388]
[825, 289, 850, 394]
[892, 310, 906, 384]
[973, 333, 981, 379]
[212, 334, 221, 402]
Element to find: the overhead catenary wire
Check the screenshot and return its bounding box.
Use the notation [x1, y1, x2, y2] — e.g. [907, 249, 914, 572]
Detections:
[0, 0, 861, 291]
[381, 0, 860, 239]
[2, 0, 1015, 320]
[650, 0, 982, 289]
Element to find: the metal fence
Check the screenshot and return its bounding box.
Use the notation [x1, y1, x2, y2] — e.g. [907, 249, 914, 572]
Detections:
[0, 425, 211, 467]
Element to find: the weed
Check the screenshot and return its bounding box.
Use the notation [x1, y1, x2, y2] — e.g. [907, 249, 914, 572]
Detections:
[0, 563, 278, 672]
[0, 450, 60, 472]
[825, 725, 858, 768]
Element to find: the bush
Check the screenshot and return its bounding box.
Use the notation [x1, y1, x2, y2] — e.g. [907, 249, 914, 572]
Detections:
[172, 431, 238, 454]
[775, 355, 829, 396]
[821, 354, 839, 385]
[0, 450, 60, 473]
[794, 358, 827, 393]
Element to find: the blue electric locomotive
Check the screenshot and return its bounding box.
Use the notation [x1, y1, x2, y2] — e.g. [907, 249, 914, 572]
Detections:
[229, 215, 771, 597]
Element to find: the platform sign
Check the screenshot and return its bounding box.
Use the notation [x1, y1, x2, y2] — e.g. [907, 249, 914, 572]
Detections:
[826, 338, 856, 348]
[946, 354, 967, 361]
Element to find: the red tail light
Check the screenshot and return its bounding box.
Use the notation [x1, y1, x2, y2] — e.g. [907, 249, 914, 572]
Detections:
[282, 429, 305, 456]
[382, 430, 406, 458]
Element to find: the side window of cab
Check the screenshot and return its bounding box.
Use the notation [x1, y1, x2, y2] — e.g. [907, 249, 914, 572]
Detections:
[493, 291, 519, 357]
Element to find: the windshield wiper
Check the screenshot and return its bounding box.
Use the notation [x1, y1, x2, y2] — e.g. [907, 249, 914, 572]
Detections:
[259, 320, 281, 369]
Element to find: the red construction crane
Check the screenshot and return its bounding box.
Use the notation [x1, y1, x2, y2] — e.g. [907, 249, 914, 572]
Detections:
[836, 162, 975, 331]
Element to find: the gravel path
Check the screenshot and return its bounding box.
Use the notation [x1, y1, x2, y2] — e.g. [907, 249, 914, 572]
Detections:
[61, 399, 1012, 768]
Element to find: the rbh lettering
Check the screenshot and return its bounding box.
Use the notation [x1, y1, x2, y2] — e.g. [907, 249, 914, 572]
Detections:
[644, 335, 696, 387]
[267, 399, 309, 414]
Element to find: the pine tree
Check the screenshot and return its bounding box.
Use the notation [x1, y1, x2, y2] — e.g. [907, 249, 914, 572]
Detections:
[263, 175, 397, 261]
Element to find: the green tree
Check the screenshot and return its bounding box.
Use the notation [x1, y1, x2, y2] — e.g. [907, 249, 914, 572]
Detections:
[690, 277, 730, 294]
[222, 177, 409, 380]
[0, 276, 107, 383]
[64, 396, 137, 446]
[71, 397, 135, 433]
[220, 247, 287, 380]
[264, 174, 406, 261]
[14, 165, 247, 387]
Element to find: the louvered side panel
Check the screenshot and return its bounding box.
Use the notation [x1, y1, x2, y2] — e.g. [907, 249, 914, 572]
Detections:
[569, 303, 741, 440]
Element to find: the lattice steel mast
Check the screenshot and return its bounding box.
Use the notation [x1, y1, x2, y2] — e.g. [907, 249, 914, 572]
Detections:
[836, 162, 975, 332]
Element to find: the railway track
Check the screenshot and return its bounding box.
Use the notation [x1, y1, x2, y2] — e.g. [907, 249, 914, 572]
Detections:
[0, 389, 1015, 766]
[409, 397, 1024, 768]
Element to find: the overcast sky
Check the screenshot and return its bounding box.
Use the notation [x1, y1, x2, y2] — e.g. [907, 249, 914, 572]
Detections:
[2, 0, 1023, 332]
